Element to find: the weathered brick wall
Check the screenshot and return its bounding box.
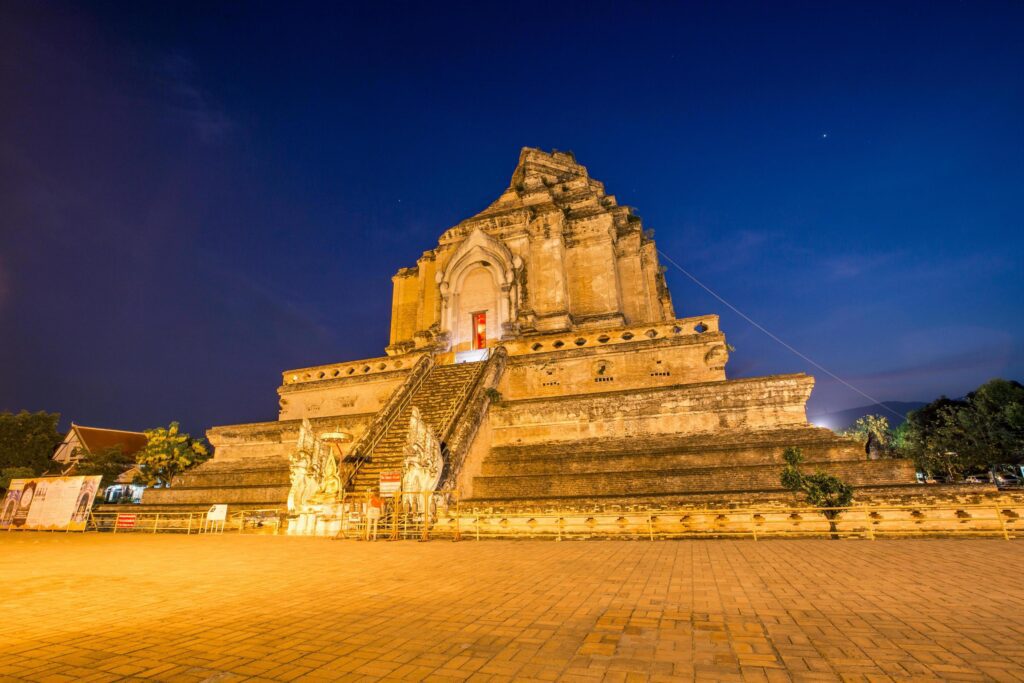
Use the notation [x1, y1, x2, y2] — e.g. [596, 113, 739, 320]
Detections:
[141, 453, 291, 508]
[483, 429, 864, 475]
[389, 269, 421, 346]
[209, 414, 372, 463]
[472, 459, 915, 500]
[277, 366, 410, 421]
[142, 484, 289, 506]
[386, 148, 676, 349]
[499, 332, 727, 401]
[459, 485, 1024, 516]
[490, 375, 816, 446]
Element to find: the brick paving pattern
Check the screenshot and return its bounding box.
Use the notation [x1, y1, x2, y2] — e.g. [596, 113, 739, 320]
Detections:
[1, 535, 1022, 682]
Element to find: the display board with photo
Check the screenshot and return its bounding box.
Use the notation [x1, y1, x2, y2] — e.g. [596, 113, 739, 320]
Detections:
[0, 476, 101, 531]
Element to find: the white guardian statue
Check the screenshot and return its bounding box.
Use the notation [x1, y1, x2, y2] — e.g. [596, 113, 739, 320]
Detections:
[401, 407, 443, 513]
[287, 418, 342, 513]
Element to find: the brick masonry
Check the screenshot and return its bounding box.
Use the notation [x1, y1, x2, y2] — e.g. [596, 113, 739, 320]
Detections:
[2, 534, 1023, 681]
[140, 148, 919, 512]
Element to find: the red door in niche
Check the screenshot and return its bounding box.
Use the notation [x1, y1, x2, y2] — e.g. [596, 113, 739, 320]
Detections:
[472, 312, 487, 350]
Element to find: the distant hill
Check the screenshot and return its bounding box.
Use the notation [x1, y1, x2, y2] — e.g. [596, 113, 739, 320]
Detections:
[808, 401, 927, 432]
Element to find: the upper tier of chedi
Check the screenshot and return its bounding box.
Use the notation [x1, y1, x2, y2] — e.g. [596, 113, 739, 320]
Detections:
[387, 147, 675, 357]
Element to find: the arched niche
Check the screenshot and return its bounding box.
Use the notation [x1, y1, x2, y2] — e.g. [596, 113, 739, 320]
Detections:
[436, 228, 520, 352]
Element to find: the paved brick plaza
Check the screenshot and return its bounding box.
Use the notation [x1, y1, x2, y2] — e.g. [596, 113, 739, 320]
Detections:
[1, 535, 1022, 682]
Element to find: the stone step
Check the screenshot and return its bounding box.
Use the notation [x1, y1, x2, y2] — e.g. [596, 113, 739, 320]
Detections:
[481, 437, 864, 477]
[101, 502, 284, 515]
[347, 360, 486, 493]
[486, 428, 855, 463]
[470, 459, 917, 500]
[173, 469, 291, 488]
[142, 484, 290, 507]
[183, 456, 290, 473]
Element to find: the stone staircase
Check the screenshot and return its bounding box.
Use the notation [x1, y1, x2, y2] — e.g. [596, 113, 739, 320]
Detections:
[467, 428, 918, 506]
[347, 361, 486, 494]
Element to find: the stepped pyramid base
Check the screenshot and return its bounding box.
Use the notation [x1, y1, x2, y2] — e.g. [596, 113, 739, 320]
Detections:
[458, 373, 918, 505]
[140, 455, 290, 509]
[467, 427, 915, 503]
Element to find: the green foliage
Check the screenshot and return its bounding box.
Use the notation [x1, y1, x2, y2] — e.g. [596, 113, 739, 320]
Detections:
[484, 387, 502, 403]
[890, 421, 910, 453]
[844, 414, 897, 459]
[901, 379, 1024, 479]
[780, 446, 854, 536]
[0, 411, 63, 478]
[134, 422, 210, 488]
[900, 395, 967, 479]
[74, 446, 136, 490]
[845, 413, 888, 442]
[1, 466, 35, 491]
[949, 379, 1024, 466]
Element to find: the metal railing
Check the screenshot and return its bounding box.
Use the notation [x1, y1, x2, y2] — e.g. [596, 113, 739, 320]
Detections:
[436, 349, 498, 442]
[439, 502, 1021, 541]
[88, 511, 208, 534]
[285, 490, 459, 540]
[83, 508, 285, 534]
[440, 347, 506, 446]
[23, 501, 1016, 540]
[341, 354, 435, 489]
[280, 498, 1024, 542]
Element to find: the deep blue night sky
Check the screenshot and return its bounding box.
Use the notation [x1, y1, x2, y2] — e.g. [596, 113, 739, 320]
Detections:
[2, 1, 1022, 436]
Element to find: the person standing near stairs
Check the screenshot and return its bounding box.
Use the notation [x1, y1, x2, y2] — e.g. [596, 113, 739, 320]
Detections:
[366, 489, 384, 541]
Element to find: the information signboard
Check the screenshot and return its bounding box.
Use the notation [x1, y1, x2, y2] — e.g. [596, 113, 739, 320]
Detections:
[115, 513, 137, 530]
[379, 471, 401, 497]
[0, 476, 101, 531]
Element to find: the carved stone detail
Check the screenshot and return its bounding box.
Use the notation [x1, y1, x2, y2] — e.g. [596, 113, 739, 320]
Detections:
[401, 407, 443, 512]
[287, 418, 342, 512]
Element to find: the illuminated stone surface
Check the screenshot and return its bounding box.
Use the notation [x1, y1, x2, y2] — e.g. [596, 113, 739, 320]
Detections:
[2, 534, 1023, 681]
[141, 149, 918, 511]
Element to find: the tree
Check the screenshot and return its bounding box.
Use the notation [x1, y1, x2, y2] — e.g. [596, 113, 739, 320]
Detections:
[134, 422, 210, 488]
[1, 466, 35, 491]
[780, 446, 854, 538]
[891, 421, 910, 450]
[901, 380, 1024, 480]
[844, 414, 895, 459]
[0, 411, 63, 478]
[949, 379, 1024, 468]
[74, 446, 137, 490]
[901, 396, 969, 479]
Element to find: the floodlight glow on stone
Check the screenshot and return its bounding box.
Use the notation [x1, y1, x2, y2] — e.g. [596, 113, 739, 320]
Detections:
[319, 432, 352, 442]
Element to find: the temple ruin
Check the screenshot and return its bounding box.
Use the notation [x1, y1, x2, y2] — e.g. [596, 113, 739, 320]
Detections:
[144, 148, 917, 512]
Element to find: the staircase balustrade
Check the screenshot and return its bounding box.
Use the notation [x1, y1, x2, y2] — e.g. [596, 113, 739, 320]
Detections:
[340, 348, 507, 496]
[341, 353, 434, 490]
[438, 347, 508, 489]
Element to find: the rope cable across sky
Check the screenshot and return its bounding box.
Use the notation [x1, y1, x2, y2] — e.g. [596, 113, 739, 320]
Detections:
[658, 249, 908, 423]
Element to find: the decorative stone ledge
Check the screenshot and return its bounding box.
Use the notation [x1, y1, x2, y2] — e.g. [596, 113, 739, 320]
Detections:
[502, 315, 720, 358]
[281, 351, 426, 386]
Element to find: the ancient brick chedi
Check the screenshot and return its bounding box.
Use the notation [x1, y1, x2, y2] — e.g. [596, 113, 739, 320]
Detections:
[144, 148, 916, 510]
